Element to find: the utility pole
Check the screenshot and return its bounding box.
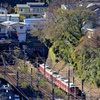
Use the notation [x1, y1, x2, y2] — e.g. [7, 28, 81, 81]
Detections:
[23, 45, 26, 67]
[1, 53, 6, 79]
[73, 69, 75, 83]
[43, 58, 46, 76]
[36, 57, 40, 100]
[68, 68, 70, 100]
[74, 79, 76, 100]
[16, 71, 19, 87]
[81, 80, 84, 100]
[30, 68, 33, 87]
[36, 57, 39, 88]
[51, 75, 54, 100]
[90, 83, 91, 100]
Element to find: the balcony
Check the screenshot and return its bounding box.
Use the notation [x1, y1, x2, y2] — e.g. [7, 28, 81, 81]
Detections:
[19, 9, 45, 15]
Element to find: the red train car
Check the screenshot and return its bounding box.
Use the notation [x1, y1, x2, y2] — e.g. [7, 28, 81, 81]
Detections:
[38, 64, 85, 98]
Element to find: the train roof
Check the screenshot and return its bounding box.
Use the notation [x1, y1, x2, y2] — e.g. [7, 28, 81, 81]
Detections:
[40, 64, 78, 88]
[40, 64, 50, 69]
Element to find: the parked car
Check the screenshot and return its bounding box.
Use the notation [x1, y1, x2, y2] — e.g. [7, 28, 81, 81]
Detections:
[14, 94, 20, 100]
[1, 85, 8, 90]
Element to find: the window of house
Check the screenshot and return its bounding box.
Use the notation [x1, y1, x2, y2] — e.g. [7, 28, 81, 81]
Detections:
[32, 8, 34, 11]
[20, 26, 23, 29]
[20, 9, 23, 11]
[37, 8, 39, 12]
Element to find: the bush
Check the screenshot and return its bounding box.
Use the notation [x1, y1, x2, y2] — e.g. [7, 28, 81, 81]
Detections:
[21, 82, 28, 88]
[54, 87, 66, 98]
[0, 74, 4, 78]
[39, 79, 47, 88]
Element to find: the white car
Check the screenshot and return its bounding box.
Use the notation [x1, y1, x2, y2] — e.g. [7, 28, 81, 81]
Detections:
[0, 38, 5, 42]
[1, 85, 8, 90]
[14, 94, 20, 100]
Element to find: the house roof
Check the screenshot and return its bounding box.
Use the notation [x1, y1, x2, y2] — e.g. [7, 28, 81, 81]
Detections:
[16, 4, 30, 8]
[19, 22, 26, 25]
[28, 2, 48, 8]
[87, 3, 100, 8]
[0, 8, 7, 12]
[0, 21, 18, 26]
[87, 28, 97, 31]
[8, 14, 20, 17]
[24, 18, 47, 21]
[0, 14, 19, 17]
[61, 4, 75, 10]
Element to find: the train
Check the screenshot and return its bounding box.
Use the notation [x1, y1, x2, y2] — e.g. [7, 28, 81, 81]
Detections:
[38, 63, 86, 99]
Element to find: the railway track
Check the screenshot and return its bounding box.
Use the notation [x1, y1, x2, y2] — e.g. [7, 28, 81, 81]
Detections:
[0, 66, 52, 100]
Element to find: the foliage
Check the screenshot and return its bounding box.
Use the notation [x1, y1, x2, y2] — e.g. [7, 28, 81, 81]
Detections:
[72, 35, 100, 87]
[13, 46, 21, 58]
[45, 7, 90, 62]
[40, 5, 100, 87]
[19, 16, 26, 22]
[39, 79, 47, 88]
[49, 47, 56, 62]
[46, 0, 52, 3]
[21, 82, 28, 88]
[54, 87, 66, 98]
[0, 74, 4, 78]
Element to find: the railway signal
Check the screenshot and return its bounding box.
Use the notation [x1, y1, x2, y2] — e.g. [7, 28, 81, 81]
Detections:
[16, 71, 19, 87]
[68, 68, 70, 100]
[51, 75, 55, 100]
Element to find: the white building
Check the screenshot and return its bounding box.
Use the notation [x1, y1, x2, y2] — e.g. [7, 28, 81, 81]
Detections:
[61, 4, 75, 11]
[24, 18, 47, 32]
[16, 2, 48, 18]
[0, 14, 20, 22]
[0, 8, 7, 14]
[0, 21, 27, 42]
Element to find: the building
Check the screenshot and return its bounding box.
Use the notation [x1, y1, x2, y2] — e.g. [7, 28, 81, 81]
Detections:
[0, 24, 8, 38]
[0, 8, 7, 14]
[0, 21, 27, 43]
[24, 17, 47, 34]
[86, 3, 100, 25]
[15, 2, 48, 18]
[14, 22, 27, 43]
[86, 28, 97, 38]
[81, 23, 93, 33]
[0, 14, 20, 22]
[61, 4, 75, 11]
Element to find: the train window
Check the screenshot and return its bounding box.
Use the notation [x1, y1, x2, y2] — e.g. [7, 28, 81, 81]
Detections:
[56, 75, 61, 78]
[52, 71, 58, 75]
[70, 83, 77, 88]
[70, 87, 79, 94]
[46, 67, 51, 69]
[61, 78, 66, 81]
[64, 79, 69, 83]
